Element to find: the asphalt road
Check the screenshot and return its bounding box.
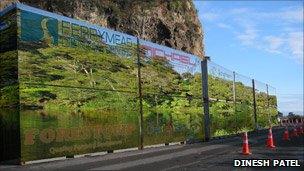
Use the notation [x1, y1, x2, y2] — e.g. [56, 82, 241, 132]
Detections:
[1, 127, 303, 171]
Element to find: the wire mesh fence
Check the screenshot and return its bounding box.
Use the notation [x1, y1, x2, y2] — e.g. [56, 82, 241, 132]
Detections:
[268, 85, 278, 126]
[207, 62, 234, 136]
[255, 80, 270, 128]
[207, 61, 278, 137]
[234, 73, 255, 131]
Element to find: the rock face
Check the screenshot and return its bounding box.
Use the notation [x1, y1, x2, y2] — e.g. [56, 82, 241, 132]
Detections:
[1, 0, 204, 57]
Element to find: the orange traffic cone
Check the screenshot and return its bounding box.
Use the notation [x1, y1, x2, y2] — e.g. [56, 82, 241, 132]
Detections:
[283, 127, 290, 141]
[266, 128, 275, 149]
[242, 132, 251, 155]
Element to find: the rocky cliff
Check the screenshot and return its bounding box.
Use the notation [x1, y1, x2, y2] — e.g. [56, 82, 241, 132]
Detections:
[1, 0, 204, 57]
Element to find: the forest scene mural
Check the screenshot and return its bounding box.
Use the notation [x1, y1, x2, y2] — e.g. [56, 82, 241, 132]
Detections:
[0, 4, 277, 162]
[17, 9, 205, 161]
[18, 10, 140, 161]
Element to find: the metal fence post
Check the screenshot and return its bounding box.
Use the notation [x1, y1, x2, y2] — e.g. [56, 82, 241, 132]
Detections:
[232, 71, 236, 132]
[201, 56, 210, 141]
[252, 79, 258, 130]
[233, 71, 236, 105]
[266, 84, 271, 126]
[137, 37, 144, 149]
[266, 84, 269, 107]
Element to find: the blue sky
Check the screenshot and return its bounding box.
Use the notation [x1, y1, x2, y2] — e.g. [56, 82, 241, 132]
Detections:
[193, 1, 303, 115]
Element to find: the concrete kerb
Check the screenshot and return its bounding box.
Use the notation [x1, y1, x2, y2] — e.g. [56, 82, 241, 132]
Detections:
[18, 142, 186, 165]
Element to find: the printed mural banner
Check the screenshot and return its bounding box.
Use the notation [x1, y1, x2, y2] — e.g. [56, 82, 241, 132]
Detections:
[139, 39, 204, 145]
[0, 3, 277, 162]
[0, 3, 205, 162]
[17, 6, 140, 161]
[0, 7, 20, 162]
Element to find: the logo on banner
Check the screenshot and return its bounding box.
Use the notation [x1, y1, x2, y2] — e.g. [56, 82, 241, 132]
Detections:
[20, 10, 58, 45]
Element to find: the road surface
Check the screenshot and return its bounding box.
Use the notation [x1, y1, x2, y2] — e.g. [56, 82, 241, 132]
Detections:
[1, 127, 303, 170]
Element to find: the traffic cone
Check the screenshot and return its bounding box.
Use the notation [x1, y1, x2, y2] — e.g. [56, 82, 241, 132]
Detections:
[266, 128, 275, 149]
[282, 127, 290, 141]
[242, 132, 251, 155]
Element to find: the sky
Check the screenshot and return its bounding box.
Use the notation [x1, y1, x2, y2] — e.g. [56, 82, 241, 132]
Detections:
[193, 0, 303, 115]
